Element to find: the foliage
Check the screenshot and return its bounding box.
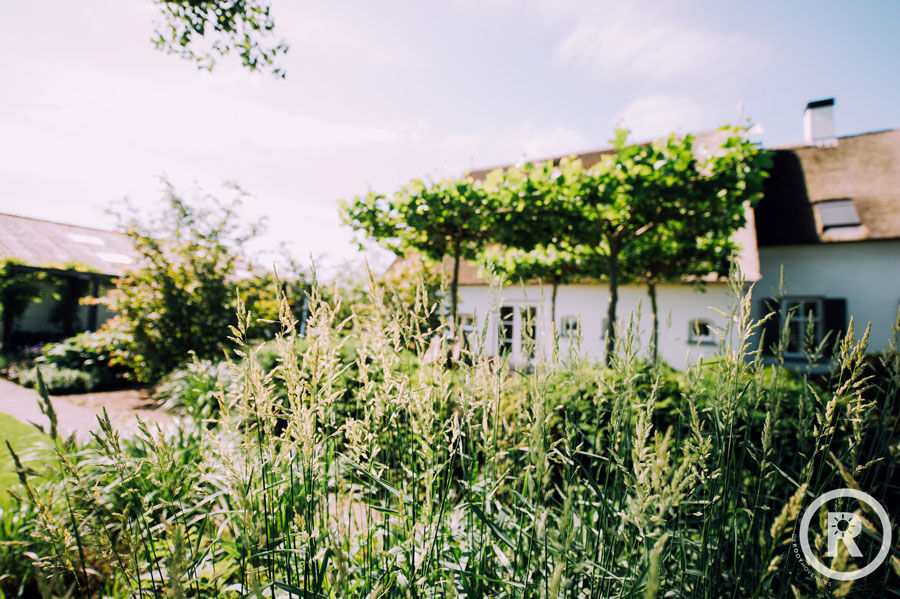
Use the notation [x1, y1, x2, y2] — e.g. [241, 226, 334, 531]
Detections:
[12, 365, 100, 395]
[34, 326, 134, 391]
[342, 126, 771, 358]
[152, 0, 288, 76]
[3, 277, 898, 598]
[152, 358, 233, 422]
[101, 181, 263, 382]
[0, 259, 48, 350]
[341, 175, 499, 328]
[549, 128, 770, 362]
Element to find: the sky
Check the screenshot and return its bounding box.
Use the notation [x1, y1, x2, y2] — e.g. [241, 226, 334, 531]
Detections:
[1, 0, 898, 272]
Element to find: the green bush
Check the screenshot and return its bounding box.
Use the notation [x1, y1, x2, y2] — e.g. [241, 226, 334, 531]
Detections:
[153, 359, 232, 422]
[0, 501, 54, 598]
[35, 327, 133, 391]
[13, 365, 99, 395]
[4, 286, 899, 598]
[100, 186, 267, 382]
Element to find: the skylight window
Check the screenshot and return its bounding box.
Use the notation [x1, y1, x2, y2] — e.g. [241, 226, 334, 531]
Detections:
[97, 252, 133, 264]
[816, 199, 861, 230]
[67, 233, 104, 245]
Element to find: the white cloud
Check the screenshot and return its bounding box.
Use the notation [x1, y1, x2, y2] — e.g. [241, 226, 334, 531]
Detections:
[612, 95, 708, 141]
[16, 63, 399, 158]
[436, 123, 590, 174]
[550, 1, 770, 81]
[518, 125, 592, 160]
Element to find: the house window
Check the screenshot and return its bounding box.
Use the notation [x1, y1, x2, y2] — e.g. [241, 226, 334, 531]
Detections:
[520, 306, 537, 361]
[559, 315, 579, 338]
[688, 319, 716, 345]
[782, 297, 824, 356]
[459, 313, 475, 347]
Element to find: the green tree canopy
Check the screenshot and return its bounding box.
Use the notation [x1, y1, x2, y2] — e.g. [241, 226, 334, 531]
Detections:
[340, 175, 498, 332]
[627, 130, 772, 361]
[553, 128, 769, 364]
[102, 180, 265, 381]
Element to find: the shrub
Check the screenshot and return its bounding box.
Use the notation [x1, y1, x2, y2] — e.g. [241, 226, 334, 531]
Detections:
[152, 359, 232, 422]
[13, 366, 99, 395]
[35, 327, 133, 391]
[5, 283, 899, 598]
[101, 183, 266, 382]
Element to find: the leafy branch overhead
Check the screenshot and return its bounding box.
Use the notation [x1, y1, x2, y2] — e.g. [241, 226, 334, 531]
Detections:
[152, 0, 288, 77]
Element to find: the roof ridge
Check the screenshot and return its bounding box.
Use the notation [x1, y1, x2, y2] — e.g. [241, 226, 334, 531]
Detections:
[0, 211, 121, 235]
[770, 127, 898, 150]
[467, 127, 749, 177]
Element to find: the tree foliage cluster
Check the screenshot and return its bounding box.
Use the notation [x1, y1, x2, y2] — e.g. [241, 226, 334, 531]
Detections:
[341, 127, 772, 362]
[152, 0, 288, 76]
[0, 260, 47, 351]
[95, 181, 309, 382]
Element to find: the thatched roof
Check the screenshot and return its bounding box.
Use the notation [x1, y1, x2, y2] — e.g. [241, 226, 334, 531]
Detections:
[0, 213, 137, 275]
[755, 129, 900, 245]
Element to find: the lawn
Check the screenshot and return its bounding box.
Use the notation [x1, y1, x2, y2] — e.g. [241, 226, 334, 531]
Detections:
[0, 412, 48, 508]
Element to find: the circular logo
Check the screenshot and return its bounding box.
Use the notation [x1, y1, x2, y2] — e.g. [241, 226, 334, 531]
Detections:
[799, 488, 892, 581]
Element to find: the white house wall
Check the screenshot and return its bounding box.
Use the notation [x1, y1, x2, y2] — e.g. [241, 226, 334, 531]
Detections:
[756, 240, 900, 352]
[457, 282, 738, 369]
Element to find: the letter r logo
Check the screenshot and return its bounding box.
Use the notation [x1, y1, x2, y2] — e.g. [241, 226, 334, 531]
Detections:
[827, 512, 863, 558]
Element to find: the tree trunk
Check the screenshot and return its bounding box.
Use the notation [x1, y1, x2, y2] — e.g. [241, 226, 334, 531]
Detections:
[450, 244, 461, 338]
[551, 279, 558, 326]
[604, 251, 619, 366]
[648, 281, 658, 364]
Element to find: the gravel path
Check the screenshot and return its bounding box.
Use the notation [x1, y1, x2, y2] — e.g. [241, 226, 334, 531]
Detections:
[0, 379, 173, 442]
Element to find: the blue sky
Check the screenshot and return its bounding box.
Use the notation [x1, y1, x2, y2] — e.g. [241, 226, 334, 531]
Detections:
[1, 0, 898, 270]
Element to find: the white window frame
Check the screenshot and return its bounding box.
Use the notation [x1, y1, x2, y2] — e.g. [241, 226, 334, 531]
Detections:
[688, 319, 717, 346]
[559, 315, 579, 338]
[782, 296, 824, 357]
[459, 313, 476, 347]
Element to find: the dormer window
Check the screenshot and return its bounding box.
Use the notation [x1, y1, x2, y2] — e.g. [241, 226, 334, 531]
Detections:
[816, 199, 861, 230]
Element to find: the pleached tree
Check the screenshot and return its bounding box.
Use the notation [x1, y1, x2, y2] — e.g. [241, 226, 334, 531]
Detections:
[340, 175, 498, 334]
[555, 128, 769, 365]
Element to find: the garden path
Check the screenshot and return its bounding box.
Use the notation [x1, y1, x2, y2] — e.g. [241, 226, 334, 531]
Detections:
[0, 379, 172, 443]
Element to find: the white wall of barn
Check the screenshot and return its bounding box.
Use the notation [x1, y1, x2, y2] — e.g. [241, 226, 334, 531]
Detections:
[755, 240, 900, 352]
[457, 282, 739, 369]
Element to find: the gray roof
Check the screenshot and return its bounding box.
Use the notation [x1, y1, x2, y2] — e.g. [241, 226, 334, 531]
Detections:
[0, 213, 137, 275]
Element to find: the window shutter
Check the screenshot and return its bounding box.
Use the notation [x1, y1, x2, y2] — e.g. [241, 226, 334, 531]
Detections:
[760, 298, 780, 355]
[823, 298, 848, 357]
